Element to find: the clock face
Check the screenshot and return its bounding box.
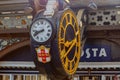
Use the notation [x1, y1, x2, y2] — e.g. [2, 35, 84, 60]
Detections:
[31, 19, 53, 42]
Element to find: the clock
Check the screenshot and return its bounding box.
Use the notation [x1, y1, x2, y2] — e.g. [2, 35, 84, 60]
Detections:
[30, 18, 53, 43]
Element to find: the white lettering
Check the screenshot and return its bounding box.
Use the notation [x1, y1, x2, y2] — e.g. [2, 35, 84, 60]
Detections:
[81, 48, 108, 59]
[99, 48, 107, 57]
[92, 48, 98, 57]
[86, 48, 90, 58]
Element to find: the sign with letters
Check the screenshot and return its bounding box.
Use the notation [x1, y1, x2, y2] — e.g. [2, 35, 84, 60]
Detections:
[80, 45, 111, 62]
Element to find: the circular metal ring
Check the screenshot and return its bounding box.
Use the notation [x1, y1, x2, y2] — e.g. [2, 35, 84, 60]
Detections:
[58, 9, 81, 75]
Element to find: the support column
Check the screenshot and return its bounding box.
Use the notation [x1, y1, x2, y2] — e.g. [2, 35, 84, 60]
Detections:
[101, 75, 106, 80]
[41, 75, 48, 80]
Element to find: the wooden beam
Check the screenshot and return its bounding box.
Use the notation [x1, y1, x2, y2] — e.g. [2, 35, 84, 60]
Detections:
[0, 0, 30, 12]
[0, 0, 29, 5]
[0, 28, 29, 34]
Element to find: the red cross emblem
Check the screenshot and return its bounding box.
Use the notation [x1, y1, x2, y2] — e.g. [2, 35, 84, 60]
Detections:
[36, 46, 51, 63]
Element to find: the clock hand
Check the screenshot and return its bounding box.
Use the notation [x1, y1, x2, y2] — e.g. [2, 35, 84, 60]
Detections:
[34, 29, 44, 37]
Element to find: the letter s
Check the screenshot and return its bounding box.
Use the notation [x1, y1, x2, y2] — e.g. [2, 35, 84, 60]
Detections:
[86, 48, 90, 58]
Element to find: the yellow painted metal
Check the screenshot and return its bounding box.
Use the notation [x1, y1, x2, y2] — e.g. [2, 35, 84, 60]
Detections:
[58, 9, 81, 75]
[65, 0, 70, 3]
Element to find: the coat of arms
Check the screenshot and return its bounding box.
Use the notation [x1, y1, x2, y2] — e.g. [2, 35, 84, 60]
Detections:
[35, 45, 51, 63]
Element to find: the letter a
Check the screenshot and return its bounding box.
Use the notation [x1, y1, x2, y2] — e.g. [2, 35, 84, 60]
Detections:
[99, 48, 107, 57]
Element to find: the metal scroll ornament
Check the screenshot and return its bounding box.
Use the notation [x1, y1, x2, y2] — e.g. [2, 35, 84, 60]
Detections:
[0, 38, 21, 51]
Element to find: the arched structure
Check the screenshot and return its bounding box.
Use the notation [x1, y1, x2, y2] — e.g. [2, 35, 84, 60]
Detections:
[0, 39, 30, 59]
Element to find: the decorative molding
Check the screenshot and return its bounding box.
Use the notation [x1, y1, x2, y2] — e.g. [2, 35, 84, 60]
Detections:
[0, 39, 30, 59]
[0, 61, 35, 68]
[0, 38, 22, 51]
[78, 62, 120, 69]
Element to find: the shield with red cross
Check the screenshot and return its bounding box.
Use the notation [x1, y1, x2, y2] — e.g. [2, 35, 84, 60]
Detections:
[36, 45, 51, 63]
